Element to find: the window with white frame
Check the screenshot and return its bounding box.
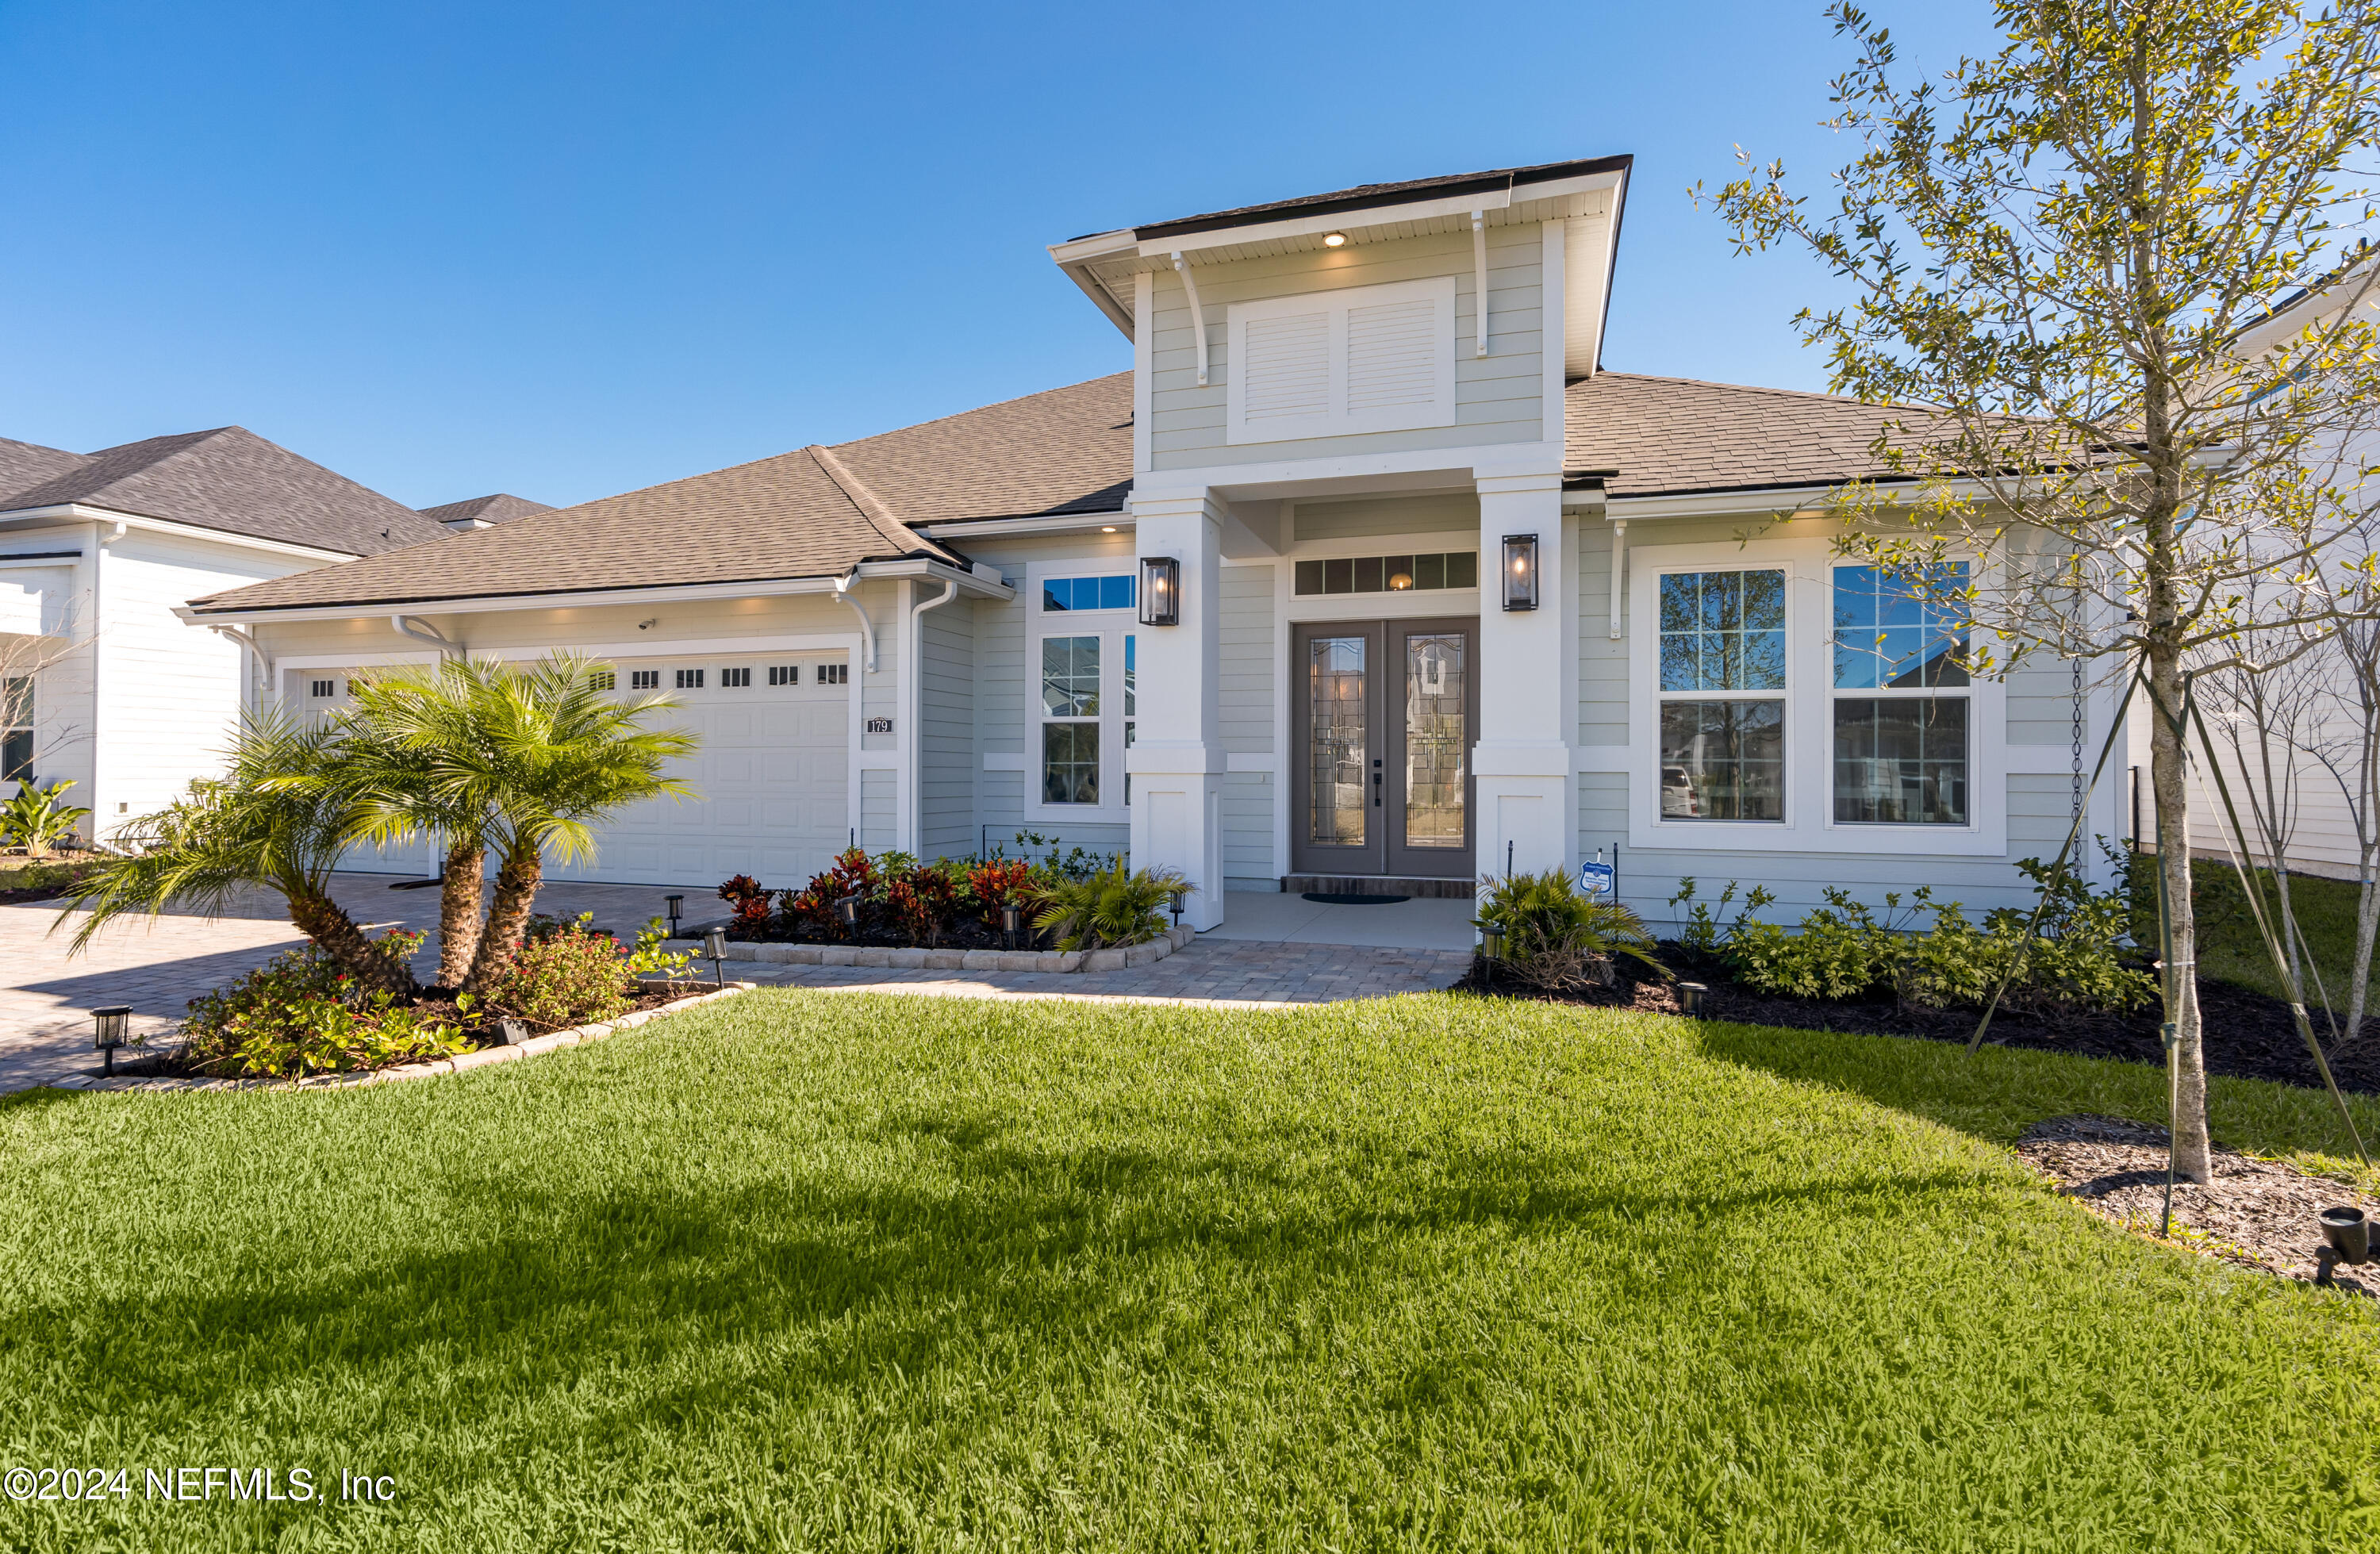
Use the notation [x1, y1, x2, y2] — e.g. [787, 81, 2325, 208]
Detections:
[1656, 569, 1787, 821]
[1831, 563, 1971, 825]
[2, 677, 30, 784]
[1033, 562, 1137, 813]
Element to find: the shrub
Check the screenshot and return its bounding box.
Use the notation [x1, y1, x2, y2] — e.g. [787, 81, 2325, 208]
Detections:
[782, 848, 885, 940]
[1031, 862, 1186, 950]
[0, 777, 89, 854]
[887, 858, 964, 946]
[625, 915, 693, 978]
[1478, 870, 1667, 992]
[181, 930, 467, 1078]
[717, 874, 773, 931]
[488, 912, 635, 1030]
[1723, 888, 1908, 1001]
[1000, 829, 1121, 884]
[966, 858, 1038, 930]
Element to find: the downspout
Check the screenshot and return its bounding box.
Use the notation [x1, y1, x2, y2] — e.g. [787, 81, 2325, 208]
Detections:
[832, 568, 878, 672]
[902, 578, 961, 854]
[391, 614, 460, 660]
[1172, 253, 1210, 386]
[203, 623, 265, 714]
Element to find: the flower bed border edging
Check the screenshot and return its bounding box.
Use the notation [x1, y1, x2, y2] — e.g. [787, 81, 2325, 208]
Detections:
[47, 982, 758, 1095]
[718, 925, 1194, 974]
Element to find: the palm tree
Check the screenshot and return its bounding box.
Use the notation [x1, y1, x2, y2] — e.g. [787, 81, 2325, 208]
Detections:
[333, 664, 505, 989]
[353, 654, 696, 992]
[55, 716, 416, 995]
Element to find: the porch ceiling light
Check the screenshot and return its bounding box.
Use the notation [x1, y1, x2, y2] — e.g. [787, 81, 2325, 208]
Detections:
[1138, 555, 1180, 626]
[1389, 570, 1414, 591]
[1501, 534, 1540, 612]
[1323, 232, 1347, 247]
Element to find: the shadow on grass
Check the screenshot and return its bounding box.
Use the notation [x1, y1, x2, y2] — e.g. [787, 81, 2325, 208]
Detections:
[2, 1126, 2001, 1434]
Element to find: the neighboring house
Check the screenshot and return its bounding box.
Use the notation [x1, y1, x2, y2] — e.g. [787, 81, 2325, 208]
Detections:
[0, 426, 450, 842]
[422, 493, 554, 532]
[184, 154, 2125, 927]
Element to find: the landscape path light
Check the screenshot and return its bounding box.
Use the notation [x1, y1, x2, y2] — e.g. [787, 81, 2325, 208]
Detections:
[665, 894, 684, 938]
[1676, 981, 1709, 1017]
[704, 926, 727, 986]
[835, 894, 862, 936]
[92, 1005, 130, 1076]
[1000, 900, 1025, 950]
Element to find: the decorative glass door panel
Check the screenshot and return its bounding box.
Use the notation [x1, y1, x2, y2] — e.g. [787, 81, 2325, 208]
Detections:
[1386, 618, 1477, 878]
[1307, 635, 1370, 846]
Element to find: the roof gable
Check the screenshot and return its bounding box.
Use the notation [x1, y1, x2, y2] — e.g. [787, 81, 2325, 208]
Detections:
[420, 493, 555, 528]
[0, 426, 445, 554]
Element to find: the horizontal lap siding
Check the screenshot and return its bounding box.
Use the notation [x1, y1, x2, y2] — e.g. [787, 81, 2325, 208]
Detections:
[1578, 520, 1625, 746]
[1292, 492, 1480, 543]
[919, 604, 974, 861]
[1150, 227, 1544, 470]
[1222, 562, 1276, 883]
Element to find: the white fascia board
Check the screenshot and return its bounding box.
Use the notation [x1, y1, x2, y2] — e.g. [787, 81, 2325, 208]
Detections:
[1047, 228, 1137, 266]
[1048, 229, 1139, 340]
[1136, 190, 1514, 259]
[0, 504, 363, 564]
[1142, 442, 1564, 504]
[178, 557, 1010, 626]
[916, 510, 1131, 539]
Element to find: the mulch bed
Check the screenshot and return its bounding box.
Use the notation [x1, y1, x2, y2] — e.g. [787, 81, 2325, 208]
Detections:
[2017, 1114, 2378, 1296]
[0, 860, 98, 905]
[1457, 946, 2380, 1095]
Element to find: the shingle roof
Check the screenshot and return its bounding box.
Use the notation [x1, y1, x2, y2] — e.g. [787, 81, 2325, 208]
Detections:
[0, 426, 445, 555]
[1566, 373, 1928, 498]
[188, 368, 1933, 616]
[830, 373, 1131, 526]
[189, 440, 963, 614]
[0, 436, 90, 497]
[1117, 155, 1633, 243]
[420, 493, 554, 528]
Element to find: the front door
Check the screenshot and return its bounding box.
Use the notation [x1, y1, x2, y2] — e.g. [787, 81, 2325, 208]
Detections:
[1289, 617, 1478, 880]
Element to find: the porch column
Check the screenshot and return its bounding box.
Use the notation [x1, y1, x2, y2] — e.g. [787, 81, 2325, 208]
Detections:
[1474, 470, 1576, 881]
[1125, 489, 1226, 930]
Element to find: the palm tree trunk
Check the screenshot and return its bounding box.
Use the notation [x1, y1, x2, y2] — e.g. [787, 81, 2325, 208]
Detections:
[287, 888, 415, 997]
[436, 841, 484, 989]
[463, 847, 543, 992]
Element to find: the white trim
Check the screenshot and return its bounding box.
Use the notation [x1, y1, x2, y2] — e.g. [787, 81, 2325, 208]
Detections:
[270, 633, 863, 672]
[1124, 172, 1626, 259]
[1140, 442, 1566, 504]
[1026, 555, 1139, 824]
[1541, 219, 1568, 441]
[1471, 212, 1490, 357]
[1625, 535, 2010, 856]
[1224, 275, 1458, 446]
[0, 505, 363, 564]
[916, 512, 1130, 540]
[1134, 270, 1154, 474]
[1173, 254, 1210, 387]
[182, 557, 1009, 626]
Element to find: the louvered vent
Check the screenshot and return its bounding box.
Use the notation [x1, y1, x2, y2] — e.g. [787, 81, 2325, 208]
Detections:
[1225, 276, 1454, 444]
[1241, 313, 1331, 423]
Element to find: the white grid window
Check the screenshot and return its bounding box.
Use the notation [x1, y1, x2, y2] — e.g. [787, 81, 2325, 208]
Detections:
[721, 666, 751, 689]
[630, 670, 659, 690]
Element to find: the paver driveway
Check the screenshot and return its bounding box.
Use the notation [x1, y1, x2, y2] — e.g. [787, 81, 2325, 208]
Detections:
[2, 881, 1475, 1092]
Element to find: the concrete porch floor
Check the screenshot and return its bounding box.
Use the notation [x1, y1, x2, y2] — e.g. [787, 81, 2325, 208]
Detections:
[1205, 889, 1479, 951]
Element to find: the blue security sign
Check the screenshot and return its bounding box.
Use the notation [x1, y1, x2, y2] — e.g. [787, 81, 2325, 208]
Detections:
[1579, 860, 1614, 897]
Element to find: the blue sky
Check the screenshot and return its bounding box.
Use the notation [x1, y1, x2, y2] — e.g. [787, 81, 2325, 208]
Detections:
[0, 2, 2000, 511]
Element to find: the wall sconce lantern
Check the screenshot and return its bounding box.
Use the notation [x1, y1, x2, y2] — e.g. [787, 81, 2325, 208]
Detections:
[664, 894, 684, 938]
[92, 1005, 131, 1076]
[1501, 534, 1539, 612]
[1138, 555, 1180, 626]
[703, 926, 727, 985]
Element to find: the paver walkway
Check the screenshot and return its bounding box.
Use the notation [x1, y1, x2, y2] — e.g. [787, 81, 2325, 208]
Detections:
[2, 881, 1475, 1092]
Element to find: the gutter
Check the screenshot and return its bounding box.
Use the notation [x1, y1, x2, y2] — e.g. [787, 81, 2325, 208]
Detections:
[177, 555, 1012, 627]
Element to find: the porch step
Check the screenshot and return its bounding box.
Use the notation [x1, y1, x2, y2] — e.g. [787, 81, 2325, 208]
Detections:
[1280, 874, 1474, 900]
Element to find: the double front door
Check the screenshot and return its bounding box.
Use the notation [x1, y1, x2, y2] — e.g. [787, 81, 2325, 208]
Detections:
[1290, 617, 1479, 880]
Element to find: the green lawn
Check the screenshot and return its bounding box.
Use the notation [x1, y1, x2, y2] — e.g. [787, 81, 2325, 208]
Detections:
[3, 992, 2378, 1552]
[2190, 860, 2380, 1010]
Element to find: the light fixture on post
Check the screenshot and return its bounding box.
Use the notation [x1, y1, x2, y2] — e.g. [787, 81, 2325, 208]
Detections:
[92, 1005, 130, 1076]
[1502, 534, 1539, 612]
[704, 926, 727, 986]
[1138, 555, 1180, 627]
[835, 894, 862, 938]
[1000, 900, 1024, 950]
[664, 893, 684, 938]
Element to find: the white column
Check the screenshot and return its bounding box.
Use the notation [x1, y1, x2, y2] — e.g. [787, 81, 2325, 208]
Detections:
[1474, 470, 1576, 881]
[1125, 489, 1226, 930]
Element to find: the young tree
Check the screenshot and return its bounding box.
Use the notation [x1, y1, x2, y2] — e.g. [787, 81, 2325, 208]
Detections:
[1703, 0, 2380, 1179]
[2300, 615, 2380, 1046]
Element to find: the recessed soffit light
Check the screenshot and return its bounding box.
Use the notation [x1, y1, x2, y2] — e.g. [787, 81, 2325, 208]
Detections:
[1322, 232, 1347, 247]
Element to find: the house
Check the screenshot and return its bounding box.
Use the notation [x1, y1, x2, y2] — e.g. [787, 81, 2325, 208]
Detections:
[181, 155, 2126, 927]
[0, 426, 451, 841]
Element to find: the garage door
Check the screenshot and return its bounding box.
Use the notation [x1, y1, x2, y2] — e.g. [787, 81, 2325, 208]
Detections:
[292, 668, 445, 877]
[556, 653, 852, 890]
